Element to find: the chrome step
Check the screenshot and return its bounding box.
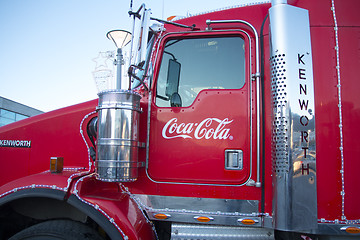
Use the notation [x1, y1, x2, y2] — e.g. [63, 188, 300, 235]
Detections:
[171, 223, 274, 240]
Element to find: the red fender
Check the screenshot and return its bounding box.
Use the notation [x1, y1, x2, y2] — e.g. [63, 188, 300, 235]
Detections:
[71, 174, 156, 240]
[0, 171, 156, 239]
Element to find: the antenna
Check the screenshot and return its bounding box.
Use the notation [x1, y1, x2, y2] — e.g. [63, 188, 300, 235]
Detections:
[129, 0, 133, 11]
[162, 0, 164, 19]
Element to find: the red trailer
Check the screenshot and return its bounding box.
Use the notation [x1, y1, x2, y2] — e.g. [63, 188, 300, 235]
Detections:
[1, 0, 359, 239]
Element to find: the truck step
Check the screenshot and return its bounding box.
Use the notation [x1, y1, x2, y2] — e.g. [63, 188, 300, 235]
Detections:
[171, 223, 274, 240]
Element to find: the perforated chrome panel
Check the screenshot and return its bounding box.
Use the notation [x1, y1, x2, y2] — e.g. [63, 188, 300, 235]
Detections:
[270, 53, 289, 174]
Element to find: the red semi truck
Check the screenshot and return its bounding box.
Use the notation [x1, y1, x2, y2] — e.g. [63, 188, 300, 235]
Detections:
[1, 0, 359, 239]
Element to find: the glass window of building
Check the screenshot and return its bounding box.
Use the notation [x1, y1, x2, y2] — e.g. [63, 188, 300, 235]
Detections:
[0, 109, 29, 127]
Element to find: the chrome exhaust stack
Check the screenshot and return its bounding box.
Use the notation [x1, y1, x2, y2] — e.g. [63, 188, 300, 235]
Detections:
[269, 0, 317, 232]
[94, 28, 143, 182]
[94, 4, 152, 182]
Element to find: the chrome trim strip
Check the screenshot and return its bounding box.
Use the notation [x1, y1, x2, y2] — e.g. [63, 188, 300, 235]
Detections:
[298, 223, 360, 236]
[145, 30, 255, 187]
[134, 194, 258, 213]
[96, 104, 142, 112]
[206, 20, 259, 76]
[133, 194, 261, 227]
[206, 19, 261, 187]
[320, 218, 360, 225]
[145, 29, 164, 170]
[0, 184, 66, 199]
[146, 90, 152, 170]
[269, 3, 317, 231]
[97, 138, 144, 148]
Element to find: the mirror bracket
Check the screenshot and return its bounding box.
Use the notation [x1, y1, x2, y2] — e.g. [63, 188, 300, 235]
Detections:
[170, 93, 182, 107]
[128, 64, 149, 91]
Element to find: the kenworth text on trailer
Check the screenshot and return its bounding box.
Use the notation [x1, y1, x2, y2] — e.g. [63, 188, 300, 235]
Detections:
[0, 0, 359, 239]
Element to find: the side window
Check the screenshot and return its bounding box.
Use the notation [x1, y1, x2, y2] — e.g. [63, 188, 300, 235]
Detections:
[156, 37, 245, 107]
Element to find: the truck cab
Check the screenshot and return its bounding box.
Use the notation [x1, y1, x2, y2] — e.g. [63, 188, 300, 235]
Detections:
[1, 0, 360, 239]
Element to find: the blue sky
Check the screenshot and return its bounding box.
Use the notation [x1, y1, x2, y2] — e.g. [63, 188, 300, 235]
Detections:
[0, 0, 266, 112]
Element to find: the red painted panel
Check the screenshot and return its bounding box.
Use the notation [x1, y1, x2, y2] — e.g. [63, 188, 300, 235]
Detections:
[148, 89, 251, 184]
[174, 4, 271, 33]
[77, 176, 155, 240]
[0, 147, 30, 186]
[0, 171, 73, 196]
[334, 0, 360, 26]
[0, 100, 97, 187]
[312, 26, 343, 220]
[338, 27, 360, 220]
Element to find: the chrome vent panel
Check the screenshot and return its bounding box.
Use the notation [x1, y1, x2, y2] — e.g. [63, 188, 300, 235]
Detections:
[270, 53, 289, 174]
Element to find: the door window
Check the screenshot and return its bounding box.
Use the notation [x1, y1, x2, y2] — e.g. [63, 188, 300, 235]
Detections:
[156, 37, 245, 107]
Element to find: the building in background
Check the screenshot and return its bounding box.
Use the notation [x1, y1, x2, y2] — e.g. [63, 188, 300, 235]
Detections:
[0, 96, 44, 127]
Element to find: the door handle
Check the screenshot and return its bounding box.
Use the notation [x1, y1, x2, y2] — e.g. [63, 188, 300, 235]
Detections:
[225, 149, 243, 170]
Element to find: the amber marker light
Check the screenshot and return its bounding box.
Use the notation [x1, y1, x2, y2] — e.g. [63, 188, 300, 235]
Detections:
[50, 157, 64, 173]
[194, 216, 214, 223]
[167, 16, 176, 21]
[154, 213, 170, 220]
[341, 226, 360, 234]
[238, 218, 258, 225]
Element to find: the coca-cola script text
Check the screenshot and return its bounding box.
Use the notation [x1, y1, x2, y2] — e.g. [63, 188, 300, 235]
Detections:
[162, 118, 233, 140]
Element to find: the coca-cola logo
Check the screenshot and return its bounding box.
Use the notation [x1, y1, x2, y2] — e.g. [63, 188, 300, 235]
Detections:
[162, 118, 234, 140]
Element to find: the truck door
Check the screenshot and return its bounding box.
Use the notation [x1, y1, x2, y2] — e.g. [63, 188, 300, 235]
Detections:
[148, 31, 254, 185]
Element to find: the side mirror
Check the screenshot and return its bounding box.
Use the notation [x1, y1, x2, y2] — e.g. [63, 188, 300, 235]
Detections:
[170, 93, 182, 107]
[165, 59, 181, 98]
